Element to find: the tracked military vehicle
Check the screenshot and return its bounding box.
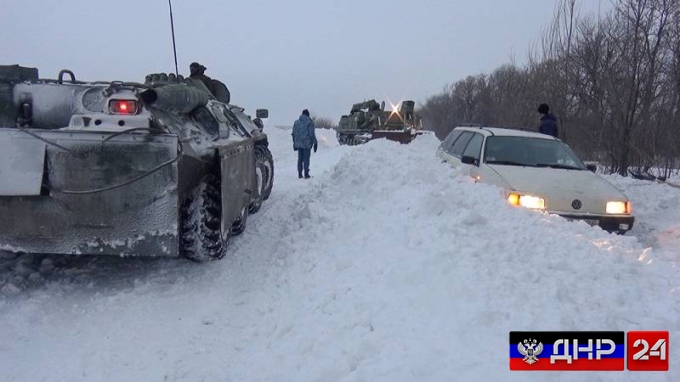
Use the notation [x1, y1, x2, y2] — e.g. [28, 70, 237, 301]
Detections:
[0, 64, 274, 262]
[336, 99, 423, 145]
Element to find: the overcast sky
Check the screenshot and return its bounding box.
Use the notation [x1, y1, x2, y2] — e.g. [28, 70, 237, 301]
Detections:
[1, 0, 609, 126]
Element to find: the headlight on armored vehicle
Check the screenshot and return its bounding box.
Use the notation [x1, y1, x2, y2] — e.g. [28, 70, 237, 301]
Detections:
[507, 193, 545, 210]
[109, 100, 139, 115]
[606, 201, 631, 214]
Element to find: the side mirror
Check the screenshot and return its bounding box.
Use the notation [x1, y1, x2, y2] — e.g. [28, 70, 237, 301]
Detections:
[461, 155, 477, 165]
[586, 163, 597, 173]
[256, 109, 269, 119]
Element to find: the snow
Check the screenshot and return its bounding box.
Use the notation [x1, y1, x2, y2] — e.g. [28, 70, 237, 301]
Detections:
[1, 123, 679, 381]
[605, 174, 680, 262]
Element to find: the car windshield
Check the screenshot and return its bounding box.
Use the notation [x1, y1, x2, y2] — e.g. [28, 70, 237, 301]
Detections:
[483, 136, 587, 170]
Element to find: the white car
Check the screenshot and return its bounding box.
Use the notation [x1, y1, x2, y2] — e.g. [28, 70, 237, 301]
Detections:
[436, 126, 635, 234]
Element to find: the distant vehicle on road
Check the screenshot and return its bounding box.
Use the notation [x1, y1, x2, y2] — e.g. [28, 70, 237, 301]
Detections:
[336, 99, 424, 145]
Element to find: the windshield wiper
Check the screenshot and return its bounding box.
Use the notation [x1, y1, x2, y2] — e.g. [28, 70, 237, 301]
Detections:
[486, 160, 532, 167]
[535, 163, 583, 170]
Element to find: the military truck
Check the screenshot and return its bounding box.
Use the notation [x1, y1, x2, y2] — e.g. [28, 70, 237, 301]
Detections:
[0, 64, 274, 262]
[336, 99, 423, 145]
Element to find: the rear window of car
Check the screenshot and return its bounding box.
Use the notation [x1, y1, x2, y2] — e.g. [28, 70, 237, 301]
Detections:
[440, 129, 463, 152]
[449, 132, 474, 157]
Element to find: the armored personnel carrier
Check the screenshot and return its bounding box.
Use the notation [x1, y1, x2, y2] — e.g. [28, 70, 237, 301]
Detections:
[336, 99, 423, 145]
[0, 64, 274, 262]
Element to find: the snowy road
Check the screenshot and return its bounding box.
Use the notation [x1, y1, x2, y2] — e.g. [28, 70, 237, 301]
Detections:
[1, 126, 679, 381]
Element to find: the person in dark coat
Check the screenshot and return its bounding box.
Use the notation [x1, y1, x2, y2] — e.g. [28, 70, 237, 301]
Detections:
[189, 62, 215, 95]
[291, 109, 318, 179]
[538, 103, 559, 138]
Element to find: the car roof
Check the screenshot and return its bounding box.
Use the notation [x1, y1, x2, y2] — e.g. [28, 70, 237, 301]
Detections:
[453, 126, 558, 140]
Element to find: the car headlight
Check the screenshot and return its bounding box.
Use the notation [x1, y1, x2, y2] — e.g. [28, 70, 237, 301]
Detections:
[507, 193, 545, 210]
[606, 201, 631, 214]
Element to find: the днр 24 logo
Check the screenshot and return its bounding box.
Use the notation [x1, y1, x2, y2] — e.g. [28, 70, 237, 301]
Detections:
[509, 331, 625, 371]
[510, 331, 670, 371]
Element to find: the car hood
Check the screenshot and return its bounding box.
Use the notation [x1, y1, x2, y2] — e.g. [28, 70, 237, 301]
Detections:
[487, 165, 626, 200]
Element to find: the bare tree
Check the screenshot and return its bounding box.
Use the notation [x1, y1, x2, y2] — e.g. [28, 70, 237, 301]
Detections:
[540, 0, 580, 142]
[311, 114, 338, 130]
[419, 86, 457, 139]
[420, 0, 679, 176]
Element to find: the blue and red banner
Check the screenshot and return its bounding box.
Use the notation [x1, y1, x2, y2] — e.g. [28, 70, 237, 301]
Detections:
[509, 331, 625, 371]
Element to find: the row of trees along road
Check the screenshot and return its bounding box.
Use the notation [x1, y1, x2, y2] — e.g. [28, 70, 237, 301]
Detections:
[418, 0, 680, 178]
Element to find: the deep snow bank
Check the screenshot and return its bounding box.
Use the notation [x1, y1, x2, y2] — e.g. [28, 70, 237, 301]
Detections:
[605, 174, 680, 258]
[1, 129, 678, 382]
[240, 134, 680, 381]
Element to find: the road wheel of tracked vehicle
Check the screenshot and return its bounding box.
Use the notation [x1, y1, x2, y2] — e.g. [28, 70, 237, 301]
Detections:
[180, 174, 228, 262]
[248, 145, 274, 214]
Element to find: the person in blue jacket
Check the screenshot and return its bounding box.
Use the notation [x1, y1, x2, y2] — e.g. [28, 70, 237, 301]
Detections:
[538, 103, 559, 138]
[292, 109, 318, 179]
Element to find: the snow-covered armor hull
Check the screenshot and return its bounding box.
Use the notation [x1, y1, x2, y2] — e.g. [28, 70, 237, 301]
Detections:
[0, 65, 274, 261]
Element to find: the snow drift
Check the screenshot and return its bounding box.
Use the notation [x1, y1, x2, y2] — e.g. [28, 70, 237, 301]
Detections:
[606, 174, 680, 259]
[1, 127, 679, 381]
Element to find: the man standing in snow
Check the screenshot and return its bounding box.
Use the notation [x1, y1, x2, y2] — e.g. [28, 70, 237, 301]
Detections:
[537, 103, 559, 138]
[292, 109, 318, 179]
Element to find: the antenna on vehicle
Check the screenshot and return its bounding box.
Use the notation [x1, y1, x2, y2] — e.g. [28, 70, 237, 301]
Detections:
[168, 0, 179, 77]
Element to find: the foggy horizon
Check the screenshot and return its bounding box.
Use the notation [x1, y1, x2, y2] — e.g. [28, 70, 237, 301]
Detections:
[1, 0, 610, 126]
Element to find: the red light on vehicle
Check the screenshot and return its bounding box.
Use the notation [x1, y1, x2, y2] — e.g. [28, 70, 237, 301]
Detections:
[109, 100, 138, 115]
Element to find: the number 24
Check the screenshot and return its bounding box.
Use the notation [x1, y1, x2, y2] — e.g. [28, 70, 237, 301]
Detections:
[633, 339, 667, 361]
